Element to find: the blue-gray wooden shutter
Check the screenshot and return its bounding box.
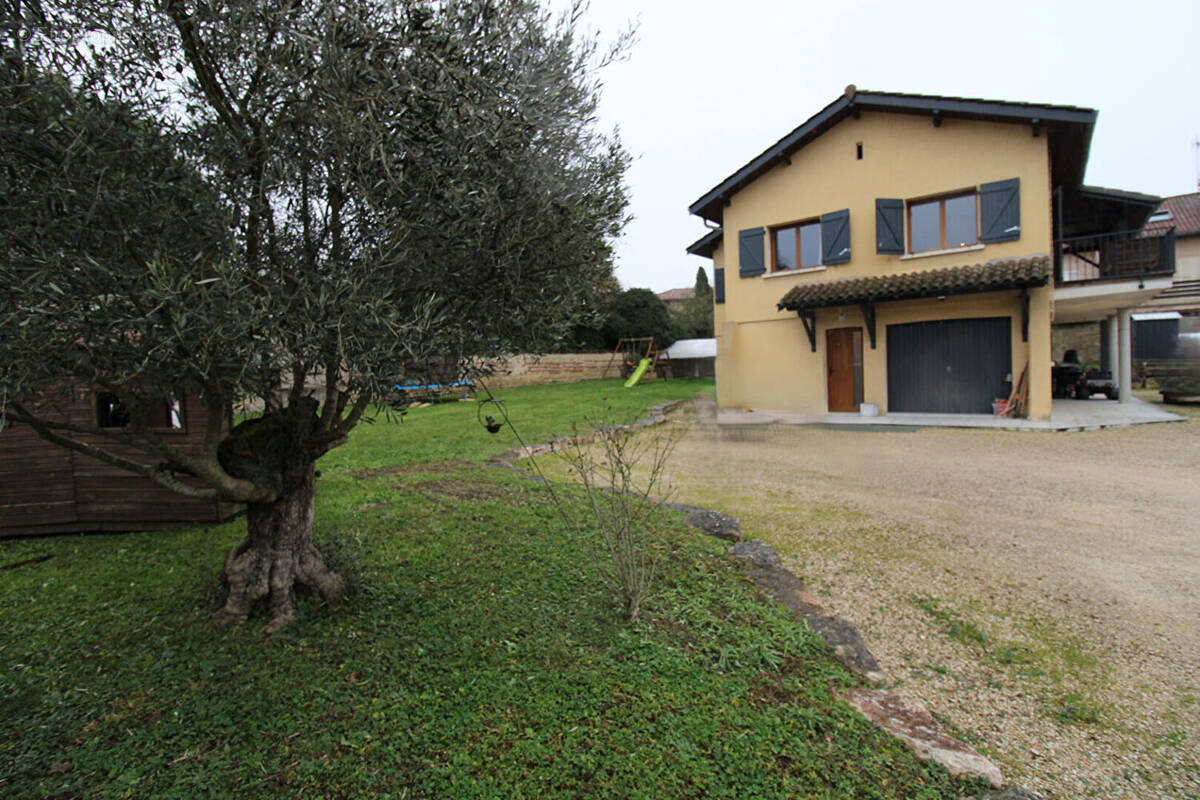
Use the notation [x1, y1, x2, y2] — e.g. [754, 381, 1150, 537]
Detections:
[820, 209, 851, 265]
[738, 227, 765, 277]
[875, 198, 905, 254]
[714, 268, 725, 304]
[979, 178, 1020, 243]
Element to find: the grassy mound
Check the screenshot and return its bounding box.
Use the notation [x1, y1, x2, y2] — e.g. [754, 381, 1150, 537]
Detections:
[0, 378, 983, 798]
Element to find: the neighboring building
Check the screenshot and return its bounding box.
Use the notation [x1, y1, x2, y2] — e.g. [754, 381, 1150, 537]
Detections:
[0, 390, 239, 536]
[1050, 196, 1199, 372]
[1134, 192, 1200, 320]
[657, 287, 696, 310]
[686, 87, 1172, 419]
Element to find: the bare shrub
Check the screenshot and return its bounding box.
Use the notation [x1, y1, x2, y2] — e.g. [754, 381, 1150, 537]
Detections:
[557, 420, 678, 622]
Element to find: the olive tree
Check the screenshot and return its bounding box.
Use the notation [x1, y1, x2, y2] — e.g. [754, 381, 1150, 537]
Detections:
[0, 0, 630, 631]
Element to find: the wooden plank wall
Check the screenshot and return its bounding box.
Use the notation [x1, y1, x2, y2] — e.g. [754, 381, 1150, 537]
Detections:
[0, 400, 77, 529]
[1, 391, 236, 535]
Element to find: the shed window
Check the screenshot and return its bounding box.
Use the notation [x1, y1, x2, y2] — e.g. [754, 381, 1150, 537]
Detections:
[96, 393, 183, 430]
[96, 393, 131, 428]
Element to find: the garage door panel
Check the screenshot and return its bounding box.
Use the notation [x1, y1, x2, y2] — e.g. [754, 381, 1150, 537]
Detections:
[887, 318, 1011, 414]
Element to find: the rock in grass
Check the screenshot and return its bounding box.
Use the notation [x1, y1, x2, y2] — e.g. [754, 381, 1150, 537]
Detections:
[966, 789, 1046, 800]
[677, 506, 742, 541]
[727, 539, 783, 568]
[728, 539, 885, 684]
[844, 688, 1004, 788]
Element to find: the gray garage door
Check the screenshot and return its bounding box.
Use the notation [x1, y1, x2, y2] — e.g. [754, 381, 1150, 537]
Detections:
[887, 317, 1012, 414]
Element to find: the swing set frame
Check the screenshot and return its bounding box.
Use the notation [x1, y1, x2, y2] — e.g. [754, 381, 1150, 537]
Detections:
[602, 337, 670, 380]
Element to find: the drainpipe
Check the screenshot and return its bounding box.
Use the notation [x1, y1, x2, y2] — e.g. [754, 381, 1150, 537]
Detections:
[1106, 315, 1119, 386]
[1117, 308, 1133, 403]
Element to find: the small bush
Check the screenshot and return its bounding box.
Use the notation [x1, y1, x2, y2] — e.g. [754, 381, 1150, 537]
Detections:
[557, 418, 678, 621]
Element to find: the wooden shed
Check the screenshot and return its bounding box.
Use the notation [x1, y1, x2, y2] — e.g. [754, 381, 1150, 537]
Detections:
[1, 389, 240, 536]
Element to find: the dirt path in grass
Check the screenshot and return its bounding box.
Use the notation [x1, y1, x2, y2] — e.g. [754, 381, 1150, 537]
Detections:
[662, 400, 1200, 800]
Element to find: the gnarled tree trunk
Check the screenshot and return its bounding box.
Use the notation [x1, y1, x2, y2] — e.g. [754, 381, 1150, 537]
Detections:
[212, 397, 345, 632]
[214, 465, 344, 633]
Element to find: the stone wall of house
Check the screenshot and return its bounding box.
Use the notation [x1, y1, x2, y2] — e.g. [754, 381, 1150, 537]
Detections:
[1052, 321, 1101, 366]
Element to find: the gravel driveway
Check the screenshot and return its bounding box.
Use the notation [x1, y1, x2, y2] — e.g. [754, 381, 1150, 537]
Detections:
[663, 397, 1200, 799]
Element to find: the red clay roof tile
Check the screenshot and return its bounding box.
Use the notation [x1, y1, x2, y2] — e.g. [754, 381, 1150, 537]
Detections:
[1144, 193, 1200, 237]
[777, 256, 1051, 311]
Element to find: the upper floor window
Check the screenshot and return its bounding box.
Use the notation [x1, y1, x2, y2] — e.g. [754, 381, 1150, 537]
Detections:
[739, 208, 850, 279]
[909, 192, 977, 253]
[772, 220, 822, 271]
[876, 178, 1019, 256]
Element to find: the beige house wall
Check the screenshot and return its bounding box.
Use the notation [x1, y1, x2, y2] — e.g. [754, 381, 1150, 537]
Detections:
[1175, 235, 1200, 282]
[712, 111, 1055, 419]
[1133, 234, 1200, 314]
[718, 287, 1051, 419]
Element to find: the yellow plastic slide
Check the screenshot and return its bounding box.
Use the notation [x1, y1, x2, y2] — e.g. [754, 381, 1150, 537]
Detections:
[624, 358, 652, 388]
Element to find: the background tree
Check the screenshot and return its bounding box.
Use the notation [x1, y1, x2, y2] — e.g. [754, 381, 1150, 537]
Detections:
[602, 288, 675, 350]
[669, 267, 714, 339]
[0, 0, 631, 632]
[563, 270, 621, 351]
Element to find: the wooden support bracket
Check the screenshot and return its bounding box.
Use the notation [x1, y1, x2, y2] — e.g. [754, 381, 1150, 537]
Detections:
[797, 310, 817, 353]
[1020, 288, 1030, 343]
[859, 300, 877, 349]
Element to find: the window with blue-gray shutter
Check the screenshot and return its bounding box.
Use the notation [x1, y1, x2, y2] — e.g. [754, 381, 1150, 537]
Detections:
[875, 199, 905, 254]
[714, 268, 725, 304]
[979, 178, 1020, 243]
[820, 209, 851, 265]
[738, 227, 766, 277]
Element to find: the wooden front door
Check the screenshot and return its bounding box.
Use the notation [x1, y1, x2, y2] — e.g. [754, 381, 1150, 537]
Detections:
[827, 327, 863, 412]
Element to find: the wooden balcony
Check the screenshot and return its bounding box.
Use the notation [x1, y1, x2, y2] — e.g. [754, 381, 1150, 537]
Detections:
[1054, 228, 1175, 285]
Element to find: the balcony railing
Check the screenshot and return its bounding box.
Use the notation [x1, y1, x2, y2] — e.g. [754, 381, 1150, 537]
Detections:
[1054, 227, 1175, 284]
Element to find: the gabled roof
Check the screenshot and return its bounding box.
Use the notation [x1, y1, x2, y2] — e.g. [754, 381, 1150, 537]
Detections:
[1062, 185, 1163, 238]
[777, 255, 1051, 312]
[1079, 185, 1161, 205]
[685, 228, 722, 258]
[689, 87, 1097, 225]
[1144, 193, 1200, 237]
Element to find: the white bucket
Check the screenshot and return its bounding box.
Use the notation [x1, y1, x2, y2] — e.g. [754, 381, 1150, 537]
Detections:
[860, 403, 879, 417]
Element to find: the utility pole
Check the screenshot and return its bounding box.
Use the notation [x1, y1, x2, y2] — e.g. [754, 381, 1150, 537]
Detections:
[1194, 136, 1199, 191]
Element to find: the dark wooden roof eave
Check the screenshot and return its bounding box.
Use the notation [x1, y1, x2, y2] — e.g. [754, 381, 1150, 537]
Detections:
[688, 89, 1097, 225]
[686, 228, 723, 259]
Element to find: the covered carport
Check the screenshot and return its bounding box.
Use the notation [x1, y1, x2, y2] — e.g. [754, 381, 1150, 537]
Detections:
[1053, 278, 1174, 402]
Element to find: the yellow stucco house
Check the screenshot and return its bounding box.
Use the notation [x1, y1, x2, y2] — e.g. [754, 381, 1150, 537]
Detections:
[687, 87, 1174, 421]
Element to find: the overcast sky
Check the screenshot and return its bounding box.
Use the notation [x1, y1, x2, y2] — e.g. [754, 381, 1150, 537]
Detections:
[560, 0, 1200, 293]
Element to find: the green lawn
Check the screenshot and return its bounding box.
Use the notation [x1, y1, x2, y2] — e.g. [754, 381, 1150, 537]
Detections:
[0, 378, 983, 799]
